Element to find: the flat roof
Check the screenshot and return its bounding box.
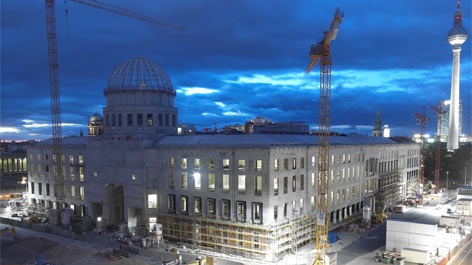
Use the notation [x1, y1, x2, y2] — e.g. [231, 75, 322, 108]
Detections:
[389, 208, 440, 225]
[155, 134, 413, 148]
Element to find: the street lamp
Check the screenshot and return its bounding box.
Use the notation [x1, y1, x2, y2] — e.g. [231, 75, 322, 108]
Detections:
[446, 171, 449, 200]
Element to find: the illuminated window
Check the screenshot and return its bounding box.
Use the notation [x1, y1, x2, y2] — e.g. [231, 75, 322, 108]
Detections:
[312, 173, 315, 188]
[194, 172, 201, 190]
[237, 201, 246, 222]
[238, 175, 246, 192]
[208, 173, 215, 191]
[167, 194, 176, 213]
[274, 159, 279, 171]
[71, 186, 76, 199]
[181, 158, 187, 169]
[238, 160, 245, 171]
[70, 168, 75, 181]
[94, 171, 98, 177]
[311, 196, 315, 210]
[223, 159, 230, 170]
[69, 155, 74, 164]
[331, 155, 335, 165]
[181, 196, 188, 214]
[292, 158, 296, 169]
[79, 155, 84, 164]
[292, 200, 296, 214]
[80, 168, 84, 181]
[194, 197, 202, 216]
[254, 176, 262, 196]
[147, 113, 153, 126]
[207, 198, 216, 218]
[149, 217, 157, 230]
[300, 199, 304, 213]
[168, 157, 174, 168]
[131, 174, 136, 180]
[181, 172, 188, 190]
[283, 159, 288, 170]
[148, 194, 157, 208]
[301, 157, 305, 169]
[223, 174, 230, 191]
[292, 175, 296, 192]
[208, 159, 215, 170]
[274, 178, 279, 196]
[252, 202, 263, 224]
[256, 160, 262, 171]
[194, 158, 200, 169]
[312, 156, 315, 168]
[222, 199, 230, 219]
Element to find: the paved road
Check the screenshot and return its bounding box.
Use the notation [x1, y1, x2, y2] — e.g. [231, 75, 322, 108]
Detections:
[449, 237, 472, 265]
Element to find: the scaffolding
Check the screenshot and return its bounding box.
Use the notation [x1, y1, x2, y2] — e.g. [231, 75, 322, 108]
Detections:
[158, 213, 316, 262]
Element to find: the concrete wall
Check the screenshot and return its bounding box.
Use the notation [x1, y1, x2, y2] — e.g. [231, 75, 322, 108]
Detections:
[386, 220, 438, 253]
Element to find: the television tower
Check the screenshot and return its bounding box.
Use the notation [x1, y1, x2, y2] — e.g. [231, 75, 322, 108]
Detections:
[447, 0, 467, 151]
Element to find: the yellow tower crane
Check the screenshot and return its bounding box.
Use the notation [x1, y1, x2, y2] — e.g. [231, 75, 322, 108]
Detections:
[43, 0, 182, 219]
[305, 8, 343, 265]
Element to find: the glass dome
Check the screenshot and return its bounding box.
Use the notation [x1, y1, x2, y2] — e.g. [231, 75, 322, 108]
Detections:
[106, 56, 174, 93]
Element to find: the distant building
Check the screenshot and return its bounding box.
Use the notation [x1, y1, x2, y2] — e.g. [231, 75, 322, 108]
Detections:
[88, 112, 104, 136]
[253, 121, 309, 134]
[437, 100, 463, 142]
[178, 122, 196, 135]
[0, 141, 35, 193]
[372, 107, 383, 137]
[224, 124, 245, 134]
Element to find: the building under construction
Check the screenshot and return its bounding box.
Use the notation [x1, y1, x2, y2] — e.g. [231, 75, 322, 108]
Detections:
[26, 56, 420, 261]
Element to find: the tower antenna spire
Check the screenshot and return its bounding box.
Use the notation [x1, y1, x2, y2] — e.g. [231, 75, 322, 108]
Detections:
[457, 0, 460, 9]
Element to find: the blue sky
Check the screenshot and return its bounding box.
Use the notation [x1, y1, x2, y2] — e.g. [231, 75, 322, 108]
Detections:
[1, 0, 471, 140]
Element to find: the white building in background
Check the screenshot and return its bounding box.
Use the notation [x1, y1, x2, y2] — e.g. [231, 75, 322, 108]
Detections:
[437, 100, 463, 142]
[26, 57, 420, 262]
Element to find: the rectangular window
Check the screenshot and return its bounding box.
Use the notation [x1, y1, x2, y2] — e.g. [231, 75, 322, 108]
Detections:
[301, 157, 305, 169]
[274, 205, 278, 220]
[194, 172, 201, 190]
[79, 167, 84, 181]
[105, 114, 109, 126]
[331, 191, 334, 204]
[283, 159, 288, 170]
[223, 159, 230, 170]
[168, 157, 174, 168]
[148, 194, 157, 208]
[181, 196, 188, 214]
[311, 196, 315, 210]
[331, 155, 335, 165]
[137, 113, 143, 126]
[70, 167, 75, 181]
[69, 155, 74, 164]
[207, 198, 216, 218]
[181, 172, 188, 190]
[45, 154, 49, 162]
[300, 199, 304, 213]
[208, 159, 215, 170]
[147, 113, 153, 126]
[300, 174, 304, 190]
[292, 158, 296, 169]
[252, 202, 263, 224]
[80, 186, 85, 200]
[336, 190, 340, 203]
[127, 113, 133, 126]
[292, 175, 296, 192]
[158, 114, 163, 126]
[165, 114, 169, 127]
[112, 114, 116, 127]
[168, 172, 175, 188]
[208, 173, 215, 191]
[274, 178, 279, 196]
[238, 160, 245, 171]
[283, 203, 287, 217]
[118, 114, 122, 126]
[312, 173, 315, 188]
[71, 186, 75, 199]
[46, 183, 50, 196]
[194, 197, 202, 216]
[274, 159, 279, 171]
[167, 194, 176, 213]
[292, 200, 296, 214]
[194, 158, 200, 169]
[283, 177, 288, 194]
[238, 175, 246, 192]
[172, 114, 176, 127]
[222, 199, 231, 220]
[237, 201, 246, 222]
[255, 176, 262, 196]
[312, 156, 315, 168]
[223, 174, 230, 191]
[181, 158, 187, 169]
[39, 183, 43, 195]
[31, 182, 35, 194]
[255, 160, 262, 171]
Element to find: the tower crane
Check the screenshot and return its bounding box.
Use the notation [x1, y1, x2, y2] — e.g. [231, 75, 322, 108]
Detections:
[44, 0, 182, 213]
[305, 8, 343, 265]
[415, 107, 429, 206]
[431, 102, 446, 192]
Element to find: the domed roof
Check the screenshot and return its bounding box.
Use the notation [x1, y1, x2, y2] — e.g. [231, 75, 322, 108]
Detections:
[89, 112, 103, 122]
[106, 56, 174, 93]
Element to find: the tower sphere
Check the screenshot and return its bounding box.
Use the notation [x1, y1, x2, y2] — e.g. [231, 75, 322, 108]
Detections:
[448, 26, 468, 45]
[106, 56, 174, 94]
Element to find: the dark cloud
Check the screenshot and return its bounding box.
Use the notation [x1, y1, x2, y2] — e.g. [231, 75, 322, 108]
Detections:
[1, 0, 471, 139]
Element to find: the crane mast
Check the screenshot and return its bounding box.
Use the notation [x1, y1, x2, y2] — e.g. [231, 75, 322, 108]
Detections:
[45, 0, 65, 209]
[415, 107, 429, 206]
[431, 102, 446, 192]
[43, 0, 182, 214]
[306, 8, 343, 265]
